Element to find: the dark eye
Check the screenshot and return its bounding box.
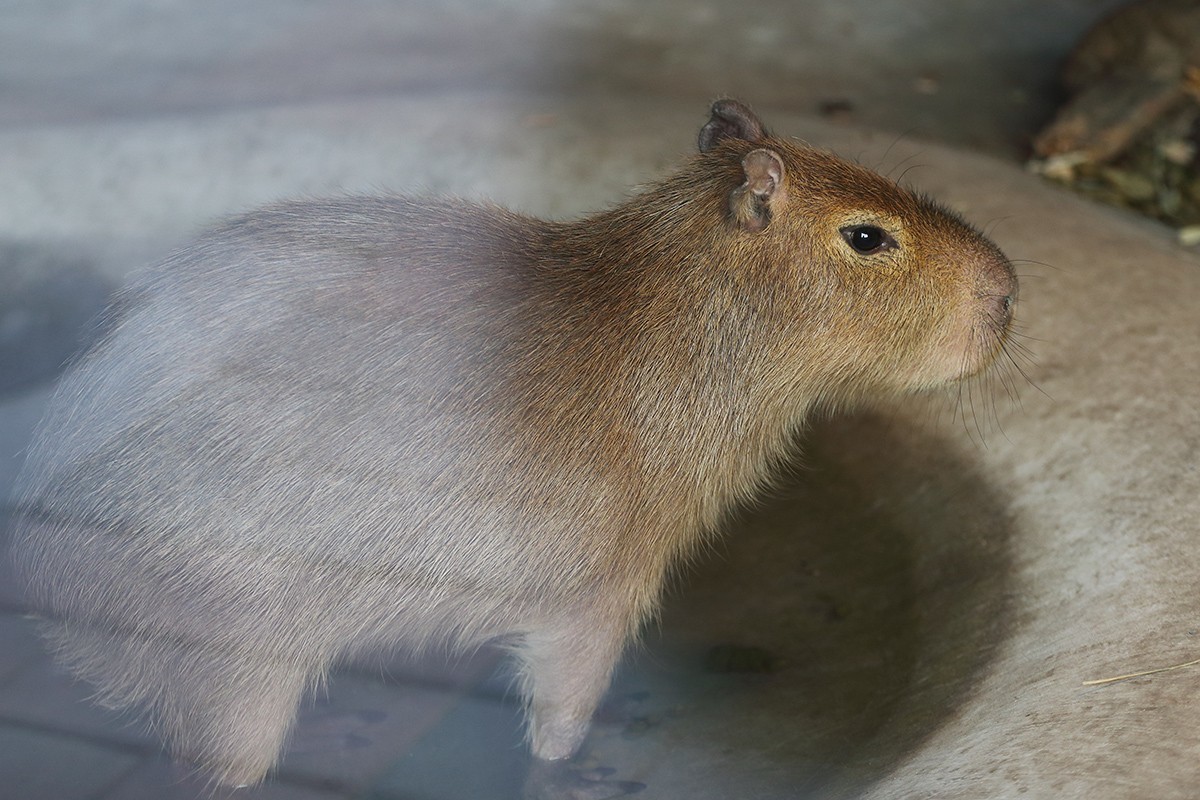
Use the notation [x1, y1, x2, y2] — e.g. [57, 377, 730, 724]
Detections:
[840, 225, 896, 255]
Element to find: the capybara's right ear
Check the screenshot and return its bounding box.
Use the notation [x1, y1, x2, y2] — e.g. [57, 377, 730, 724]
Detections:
[698, 99, 767, 152]
[729, 148, 785, 232]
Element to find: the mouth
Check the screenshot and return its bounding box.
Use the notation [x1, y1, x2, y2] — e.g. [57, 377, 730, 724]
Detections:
[962, 310, 1015, 380]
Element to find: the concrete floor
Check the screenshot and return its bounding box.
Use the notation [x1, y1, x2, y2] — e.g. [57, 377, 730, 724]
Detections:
[0, 2, 1154, 799]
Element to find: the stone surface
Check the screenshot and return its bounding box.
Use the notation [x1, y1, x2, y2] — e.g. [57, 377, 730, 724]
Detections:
[0, 242, 112, 395]
[0, 647, 157, 750]
[0, 722, 138, 800]
[278, 675, 511, 794]
[0, 613, 43, 685]
[364, 694, 528, 800]
[99, 758, 350, 800]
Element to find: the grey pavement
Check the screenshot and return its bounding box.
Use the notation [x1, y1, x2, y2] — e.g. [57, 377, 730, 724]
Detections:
[0, 2, 1146, 799]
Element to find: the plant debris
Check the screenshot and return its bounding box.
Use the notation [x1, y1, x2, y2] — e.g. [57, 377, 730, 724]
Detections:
[1029, 0, 1200, 243]
[1083, 656, 1200, 686]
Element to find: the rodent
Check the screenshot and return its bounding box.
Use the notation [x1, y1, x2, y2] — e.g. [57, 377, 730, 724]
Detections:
[10, 99, 1016, 789]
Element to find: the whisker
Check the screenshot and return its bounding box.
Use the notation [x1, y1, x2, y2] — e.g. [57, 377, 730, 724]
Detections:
[981, 216, 1015, 238]
[986, 369, 1013, 444]
[893, 162, 928, 189]
[953, 366, 971, 445]
[995, 357, 1023, 407]
[1007, 258, 1063, 273]
[1001, 325, 1044, 350]
[1001, 335, 1037, 358]
[876, 130, 917, 175]
[873, 130, 920, 176]
[1001, 339, 1050, 400]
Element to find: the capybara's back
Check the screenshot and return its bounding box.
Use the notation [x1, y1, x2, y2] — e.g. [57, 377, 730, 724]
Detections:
[13, 196, 573, 785]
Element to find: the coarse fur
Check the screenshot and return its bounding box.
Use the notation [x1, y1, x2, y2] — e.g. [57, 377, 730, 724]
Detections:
[10, 100, 1016, 788]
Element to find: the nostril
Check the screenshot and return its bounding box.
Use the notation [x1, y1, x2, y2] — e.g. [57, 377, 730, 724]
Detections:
[983, 292, 1014, 327]
[994, 294, 1015, 328]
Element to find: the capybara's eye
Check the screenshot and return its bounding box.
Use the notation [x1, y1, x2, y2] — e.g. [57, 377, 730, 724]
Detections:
[840, 225, 897, 255]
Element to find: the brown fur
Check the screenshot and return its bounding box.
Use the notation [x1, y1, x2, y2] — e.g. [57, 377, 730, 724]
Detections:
[10, 100, 1015, 786]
